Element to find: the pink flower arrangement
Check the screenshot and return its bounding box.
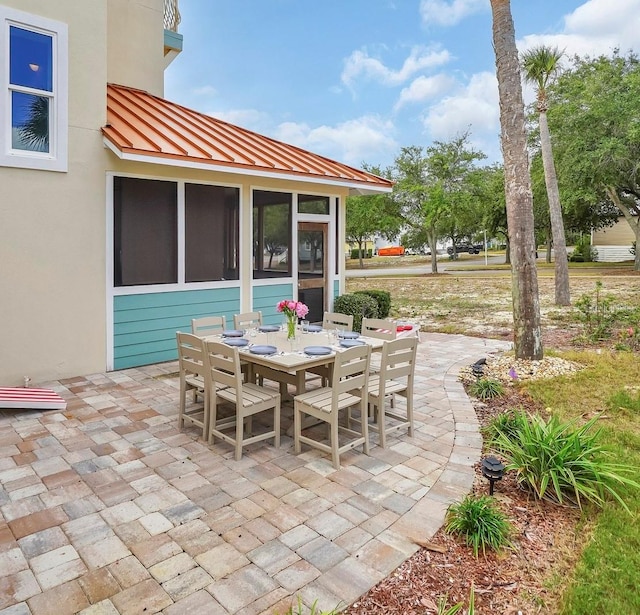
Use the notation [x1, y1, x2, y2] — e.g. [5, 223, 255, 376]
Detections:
[276, 300, 309, 320]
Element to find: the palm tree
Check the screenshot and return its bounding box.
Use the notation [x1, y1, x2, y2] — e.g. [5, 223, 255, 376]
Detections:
[522, 45, 570, 306]
[490, 0, 543, 360]
[18, 95, 49, 151]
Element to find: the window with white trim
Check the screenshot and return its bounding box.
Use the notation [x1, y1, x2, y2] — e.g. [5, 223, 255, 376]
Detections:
[0, 7, 68, 171]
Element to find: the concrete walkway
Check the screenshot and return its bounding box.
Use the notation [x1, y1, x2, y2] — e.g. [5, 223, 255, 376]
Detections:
[0, 333, 510, 615]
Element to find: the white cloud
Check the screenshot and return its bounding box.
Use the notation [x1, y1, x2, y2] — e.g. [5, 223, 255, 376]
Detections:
[518, 0, 640, 58]
[394, 73, 457, 110]
[341, 45, 451, 88]
[422, 71, 499, 141]
[274, 116, 398, 167]
[419, 0, 488, 27]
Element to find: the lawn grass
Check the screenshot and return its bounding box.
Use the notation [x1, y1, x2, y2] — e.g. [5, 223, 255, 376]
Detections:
[346, 271, 639, 612]
[521, 352, 640, 614]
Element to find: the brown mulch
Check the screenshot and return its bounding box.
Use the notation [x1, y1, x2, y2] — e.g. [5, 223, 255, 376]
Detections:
[345, 381, 586, 615]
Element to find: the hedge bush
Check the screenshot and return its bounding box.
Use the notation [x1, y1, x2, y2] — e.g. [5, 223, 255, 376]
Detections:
[333, 293, 378, 332]
[350, 248, 372, 259]
[354, 289, 391, 318]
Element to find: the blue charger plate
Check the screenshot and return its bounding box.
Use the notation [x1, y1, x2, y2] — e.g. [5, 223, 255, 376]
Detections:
[224, 338, 249, 347]
[337, 331, 360, 339]
[303, 346, 333, 356]
[340, 339, 366, 348]
[302, 324, 323, 333]
[258, 325, 280, 333]
[222, 329, 244, 337]
[249, 345, 278, 355]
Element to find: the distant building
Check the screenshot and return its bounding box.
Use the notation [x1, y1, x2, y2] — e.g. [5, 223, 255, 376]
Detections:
[591, 218, 635, 262]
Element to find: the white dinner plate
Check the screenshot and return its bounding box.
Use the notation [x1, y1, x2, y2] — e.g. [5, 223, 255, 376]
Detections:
[249, 345, 278, 355]
[303, 346, 333, 356]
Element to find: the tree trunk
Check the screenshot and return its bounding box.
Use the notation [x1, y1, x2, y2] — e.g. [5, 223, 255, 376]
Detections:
[491, 0, 543, 360]
[504, 236, 511, 265]
[539, 111, 570, 304]
[546, 231, 552, 263]
[427, 228, 439, 273]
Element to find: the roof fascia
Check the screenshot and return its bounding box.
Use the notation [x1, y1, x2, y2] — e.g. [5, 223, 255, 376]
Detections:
[103, 138, 392, 195]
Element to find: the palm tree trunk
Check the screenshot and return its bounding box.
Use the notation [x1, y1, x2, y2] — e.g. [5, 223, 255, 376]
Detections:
[539, 111, 570, 304]
[491, 0, 543, 360]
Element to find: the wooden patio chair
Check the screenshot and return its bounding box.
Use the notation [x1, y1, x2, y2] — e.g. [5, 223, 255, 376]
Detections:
[204, 340, 280, 461]
[233, 311, 263, 331]
[293, 344, 371, 470]
[192, 315, 226, 337]
[322, 312, 354, 331]
[366, 336, 417, 448]
[176, 332, 209, 438]
[361, 317, 398, 373]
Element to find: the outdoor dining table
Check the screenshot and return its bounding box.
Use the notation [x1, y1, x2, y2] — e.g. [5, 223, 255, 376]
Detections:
[204, 328, 382, 396]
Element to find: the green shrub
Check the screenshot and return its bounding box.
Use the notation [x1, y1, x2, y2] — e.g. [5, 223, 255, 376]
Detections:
[469, 378, 504, 400]
[354, 289, 391, 318]
[494, 414, 640, 510]
[333, 293, 378, 332]
[445, 495, 512, 557]
[350, 248, 372, 259]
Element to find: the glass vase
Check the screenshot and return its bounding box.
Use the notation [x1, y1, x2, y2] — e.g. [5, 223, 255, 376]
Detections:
[286, 317, 297, 340]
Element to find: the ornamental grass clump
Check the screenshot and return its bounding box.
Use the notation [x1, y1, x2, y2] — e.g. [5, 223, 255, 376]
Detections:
[484, 408, 529, 449]
[469, 377, 504, 400]
[445, 495, 512, 557]
[493, 413, 640, 510]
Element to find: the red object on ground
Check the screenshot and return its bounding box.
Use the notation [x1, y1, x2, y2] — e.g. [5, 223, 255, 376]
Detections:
[0, 388, 67, 410]
[378, 246, 405, 256]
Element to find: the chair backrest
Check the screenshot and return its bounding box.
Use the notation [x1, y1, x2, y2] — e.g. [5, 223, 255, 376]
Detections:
[361, 317, 397, 341]
[378, 336, 417, 393]
[203, 340, 244, 400]
[192, 315, 226, 337]
[233, 311, 263, 330]
[331, 344, 370, 403]
[176, 332, 207, 379]
[322, 312, 354, 331]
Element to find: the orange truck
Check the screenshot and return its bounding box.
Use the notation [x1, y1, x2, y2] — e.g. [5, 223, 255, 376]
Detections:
[377, 246, 405, 256]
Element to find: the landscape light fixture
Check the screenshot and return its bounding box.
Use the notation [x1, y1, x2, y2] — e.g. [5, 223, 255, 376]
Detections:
[481, 456, 505, 495]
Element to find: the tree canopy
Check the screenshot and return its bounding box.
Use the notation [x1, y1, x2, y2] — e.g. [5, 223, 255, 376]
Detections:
[547, 50, 640, 269]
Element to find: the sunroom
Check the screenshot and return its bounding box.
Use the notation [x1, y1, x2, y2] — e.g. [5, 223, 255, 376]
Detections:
[102, 84, 393, 370]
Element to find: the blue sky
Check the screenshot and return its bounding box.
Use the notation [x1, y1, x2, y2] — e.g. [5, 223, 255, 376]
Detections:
[165, 0, 640, 170]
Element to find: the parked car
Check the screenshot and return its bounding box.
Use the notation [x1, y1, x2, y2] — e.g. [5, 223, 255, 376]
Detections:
[447, 243, 483, 255]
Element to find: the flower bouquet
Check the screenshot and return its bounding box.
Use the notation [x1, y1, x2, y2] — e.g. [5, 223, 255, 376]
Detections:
[277, 300, 309, 340]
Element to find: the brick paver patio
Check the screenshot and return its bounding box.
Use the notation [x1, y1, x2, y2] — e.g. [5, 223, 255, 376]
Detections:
[0, 333, 509, 615]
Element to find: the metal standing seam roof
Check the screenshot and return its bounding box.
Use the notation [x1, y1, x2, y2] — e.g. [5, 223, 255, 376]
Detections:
[102, 84, 393, 193]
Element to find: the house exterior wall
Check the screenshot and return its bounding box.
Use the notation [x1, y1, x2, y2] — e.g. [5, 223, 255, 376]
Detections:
[1, 0, 109, 386]
[107, 0, 165, 96]
[591, 218, 635, 263]
[592, 218, 635, 246]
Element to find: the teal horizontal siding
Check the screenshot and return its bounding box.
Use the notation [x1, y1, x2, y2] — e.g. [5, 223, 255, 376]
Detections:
[113, 287, 240, 369]
[253, 283, 293, 325]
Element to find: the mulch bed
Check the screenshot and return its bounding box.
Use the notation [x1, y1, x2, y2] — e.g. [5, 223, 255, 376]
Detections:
[345, 384, 585, 615]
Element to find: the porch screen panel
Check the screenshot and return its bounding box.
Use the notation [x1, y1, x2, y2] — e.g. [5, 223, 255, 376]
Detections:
[114, 177, 177, 286]
[253, 190, 292, 279]
[185, 184, 239, 282]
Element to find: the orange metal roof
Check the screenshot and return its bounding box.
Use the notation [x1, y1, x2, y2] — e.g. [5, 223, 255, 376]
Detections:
[103, 84, 393, 193]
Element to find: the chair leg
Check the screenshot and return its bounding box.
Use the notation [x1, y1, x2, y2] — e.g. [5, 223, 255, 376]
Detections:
[235, 410, 244, 461]
[178, 378, 186, 430]
[378, 400, 387, 449]
[274, 400, 281, 448]
[361, 399, 370, 455]
[293, 404, 302, 453]
[330, 414, 340, 470]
